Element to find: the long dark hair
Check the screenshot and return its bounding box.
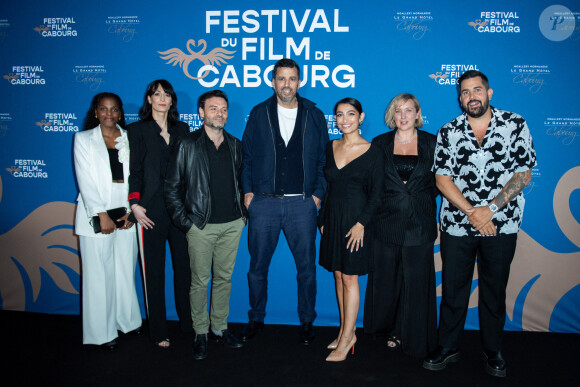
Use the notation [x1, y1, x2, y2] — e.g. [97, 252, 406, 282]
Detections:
[138, 79, 179, 126]
[83, 92, 125, 130]
[334, 97, 363, 115]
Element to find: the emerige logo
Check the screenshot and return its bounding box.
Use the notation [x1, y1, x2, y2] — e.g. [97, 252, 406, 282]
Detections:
[158, 39, 236, 80]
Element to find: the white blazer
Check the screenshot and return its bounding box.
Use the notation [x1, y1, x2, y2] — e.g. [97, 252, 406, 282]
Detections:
[74, 125, 130, 237]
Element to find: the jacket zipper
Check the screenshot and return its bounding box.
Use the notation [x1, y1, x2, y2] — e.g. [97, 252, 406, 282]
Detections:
[266, 107, 276, 192]
[302, 109, 309, 200]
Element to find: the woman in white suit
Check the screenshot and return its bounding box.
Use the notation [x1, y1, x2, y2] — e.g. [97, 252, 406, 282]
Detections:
[74, 92, 142, 351]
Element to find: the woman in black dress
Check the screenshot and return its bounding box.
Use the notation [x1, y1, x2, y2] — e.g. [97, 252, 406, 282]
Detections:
[363, 93, 438, 358]
[128, 80, 192, 348]
[319, 98, 383, 361]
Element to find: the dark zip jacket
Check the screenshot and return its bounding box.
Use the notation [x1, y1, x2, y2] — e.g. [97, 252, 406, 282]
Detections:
[241, 93, 329, 199]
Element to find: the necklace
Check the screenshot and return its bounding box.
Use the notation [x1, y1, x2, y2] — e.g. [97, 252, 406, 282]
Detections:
[395, 131, 417, 145]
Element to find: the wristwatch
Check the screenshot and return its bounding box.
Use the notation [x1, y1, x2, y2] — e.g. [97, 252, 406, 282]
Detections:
[489, 203, 499, 213]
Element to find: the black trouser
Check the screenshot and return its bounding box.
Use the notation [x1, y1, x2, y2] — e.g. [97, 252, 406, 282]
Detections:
[364, 238, 437, 358]
[438, 232, 517, 352]
[140, 206, 192, 342]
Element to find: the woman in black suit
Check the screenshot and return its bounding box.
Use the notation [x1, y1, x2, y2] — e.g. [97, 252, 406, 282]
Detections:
[128, 80, 192, 348]
[363, 93, 438, 358]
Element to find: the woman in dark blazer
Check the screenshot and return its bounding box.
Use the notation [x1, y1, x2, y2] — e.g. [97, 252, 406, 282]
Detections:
[128, 80, 192, 348]
[363, 93, 438, 358]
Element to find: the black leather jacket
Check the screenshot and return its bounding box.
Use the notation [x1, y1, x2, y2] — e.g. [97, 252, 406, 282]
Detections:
[165, 128, 246, 232]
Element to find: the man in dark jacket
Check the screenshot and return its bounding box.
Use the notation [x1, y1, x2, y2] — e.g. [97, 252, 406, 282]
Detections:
[240, 58, 329, 344]
[165, 90, 246, 360]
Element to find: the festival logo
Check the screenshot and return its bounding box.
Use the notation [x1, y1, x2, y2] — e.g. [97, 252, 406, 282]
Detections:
[105, 16, 140, 42]
[393, 11, 433, 40]
[159, 39, 236, 80]
[7, 159, 48, 178]
[510, 64, 550, 93]
[544, 117, 579, 145]
[4, 66, 45, 85]
[73, 65, 106, 90]
[467, 11, 521, 33]
[34, 17, 78, 37]
[179, 112, 203, 131]
[428, 64, 479, 85]
[159, 9, 355, 88]
[35, 113, 79, 133]
[326, 114, 337, 134]
[538, 5, 578, 42]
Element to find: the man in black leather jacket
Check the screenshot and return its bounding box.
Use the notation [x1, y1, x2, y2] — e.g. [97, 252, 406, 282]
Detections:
[165, 90, 246, 360]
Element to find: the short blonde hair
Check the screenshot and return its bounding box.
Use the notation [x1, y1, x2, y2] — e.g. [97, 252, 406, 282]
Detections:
[384, 93, 424, 129]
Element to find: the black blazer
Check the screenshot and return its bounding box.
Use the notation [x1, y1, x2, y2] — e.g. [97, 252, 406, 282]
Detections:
[127, 119, 189, 222]
[372, 129, 438, 246]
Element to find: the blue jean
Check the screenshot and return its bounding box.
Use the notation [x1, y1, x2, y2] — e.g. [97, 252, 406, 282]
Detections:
[247, 195, 318, 323]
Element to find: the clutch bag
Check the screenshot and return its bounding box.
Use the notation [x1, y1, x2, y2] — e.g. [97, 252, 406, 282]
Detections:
[91, 207, 127, 233]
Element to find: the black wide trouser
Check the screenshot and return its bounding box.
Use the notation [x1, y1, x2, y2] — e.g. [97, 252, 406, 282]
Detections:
[438, 232, 517, 352]
[364, 238, 437, 358]
[141, 205, 192, 342]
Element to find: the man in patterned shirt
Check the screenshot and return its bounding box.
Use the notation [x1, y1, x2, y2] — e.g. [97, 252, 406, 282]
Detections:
[423, 70, 536, 378]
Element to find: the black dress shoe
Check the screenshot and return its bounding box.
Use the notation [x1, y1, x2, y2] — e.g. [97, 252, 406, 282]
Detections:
[300, 322, 315, 345]
[193, 333, 208, 360]
[101, 339, 118, 352]
[483, 350, 507, 377]
[423, 346, 460, 371]
[210, 329, 243, 349]
[240, 320, 264, 342]
[128, 327, 143, 337]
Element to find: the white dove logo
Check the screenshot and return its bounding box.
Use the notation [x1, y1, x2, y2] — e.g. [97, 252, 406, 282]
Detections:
[158, 39, 236, 80]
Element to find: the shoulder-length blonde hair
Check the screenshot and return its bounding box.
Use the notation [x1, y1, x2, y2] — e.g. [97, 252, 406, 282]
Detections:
[384, 93, 424, 129]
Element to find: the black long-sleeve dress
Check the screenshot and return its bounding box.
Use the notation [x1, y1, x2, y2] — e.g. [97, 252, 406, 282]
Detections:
[318, 141, 383, 275]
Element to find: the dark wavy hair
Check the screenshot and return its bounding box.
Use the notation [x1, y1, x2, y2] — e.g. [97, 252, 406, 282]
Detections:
[334, 97, 363, 116]
[83, 92, 125, 130]
[197, 89, 229, 111]
[138, 79, 179, 126]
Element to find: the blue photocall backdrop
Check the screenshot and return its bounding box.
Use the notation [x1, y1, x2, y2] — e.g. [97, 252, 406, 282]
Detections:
[0, 0, 579, 333]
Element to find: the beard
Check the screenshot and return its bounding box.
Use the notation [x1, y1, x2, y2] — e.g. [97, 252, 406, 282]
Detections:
[204, 117, 226, 130]
[464, 98, 490, 118]
[275, 87, 296, 104]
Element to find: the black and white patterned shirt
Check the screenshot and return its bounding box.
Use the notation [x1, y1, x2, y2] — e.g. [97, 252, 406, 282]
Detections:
[433, 106, 537, 237]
